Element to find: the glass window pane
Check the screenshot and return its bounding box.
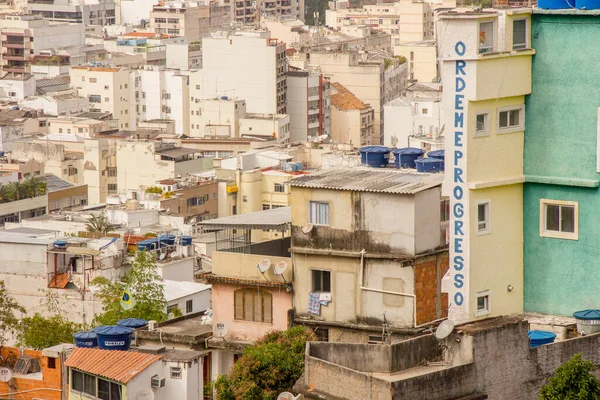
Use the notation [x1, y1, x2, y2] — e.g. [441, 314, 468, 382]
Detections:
[478, 203, 488, 230]
[72, 371, 83, 392]
[561, 206, 575, 233]
[477, 296, 486, 310]
[111, 382, 122, 400]
[323, 271, 331, 292]
[479, 21, 494, 53]
[499, 111, 508, 128]
[476, 114, 486, 132]
[546, 204, 560, 231]
[513, 20, 526, 49]
[84, 373, 96, 396]
[509, 109, 520, 127]
[98, 379, 110, 400]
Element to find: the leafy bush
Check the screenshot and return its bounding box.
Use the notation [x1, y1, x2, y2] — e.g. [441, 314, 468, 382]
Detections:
[145, 186, 163, 194]
[214, 326, 314, 400]
[540, 353, 600, 400]
[17, 314, 81, 349]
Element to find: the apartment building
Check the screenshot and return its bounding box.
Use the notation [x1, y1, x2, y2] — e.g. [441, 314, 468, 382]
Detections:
[384, 82, 443, 150]
[438, 9, 533, 322]
[0, 109, 39, 152]
[12, 141, 85, 185]
[287, 69, 331, 142]
[28, 0, 116, 26]
[231, 0, 255, 24]
[135, 67, 190, 134]
[83, 137, 117, 204]
[326, 0, 437, 46]
[70, 66, 134, 130]
[289, 168, 448, 341]
[330, 82, 374, 147]
[149, 1, 230, 41]
[258, 0, 304, 21]
[202, 31, 287, 115]
[0, 14, 85, 74]
[394, 40, 438, 83]
[310, 50, 397, 145]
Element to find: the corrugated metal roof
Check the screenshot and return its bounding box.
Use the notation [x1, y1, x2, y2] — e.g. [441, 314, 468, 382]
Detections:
[48, 272, 69, 289]
[64, 348, 162, 384]
[289, 167, 443, 194]
[199, 207, 291, 231]
[156, 147, 198, 158]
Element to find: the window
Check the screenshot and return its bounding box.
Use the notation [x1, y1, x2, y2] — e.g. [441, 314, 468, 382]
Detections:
[59, 128, 63, 133]
[309, 201, 329, 225]
[234, 288, 273, 323]
[167, 304, 177, 315]
[476, 291, 490, 316]
[262, 204, 270, 210]
[155, 17, 166, 23]
[312, 327, 329, 342]
[162, 93, 171, 100]
[78, 128, 83, 133]
[47, 357, 56, 369]
[475, 112, 489, 135]
[168, 29, 180, 35]
[242, 195, 248, 202]
[68, 166, 78, 176]
[89, 78, 97, 83]
[98, 378, 122, 400]
[170, 367, 182, 379]
[72, 370, 84, 392]
[108, 183, 117, 193]
[477, 201, 490, 234]
[7, 91, 16, 97]
[104, 85, 109, 90]
[186, 299, 193, 313]
[89, 94, 101, 103]
[479, 21, 494, 54]
[513, 19, 527, 50]
[167, 18, 179, 23]
[107, 167, 117, 177]
[105, 97, 109, 102]
[312, 270, 331, 293]
[187, 197, 205, 207]
[498, 107, 523, 132]
[274, 183, 285, 193]
[84, 372, 96, 396]
[540, 199, 578, 240]
[440, 198, 450, 222]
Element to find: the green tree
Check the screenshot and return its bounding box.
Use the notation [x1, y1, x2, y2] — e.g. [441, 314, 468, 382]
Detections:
[92, 250, 167, 326]
[214, 326, 315, 400]
[6, 181, 26, 201]
[540, 353, 600, 400]
[17, 314, 81, 349]
[22, 176, 47, 198]
[85, 214, 115, 234]
[0, 281, 25, 345]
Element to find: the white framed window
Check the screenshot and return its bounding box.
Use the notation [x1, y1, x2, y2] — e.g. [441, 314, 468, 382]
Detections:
[497, 106, 524, 133]
[274, 183, 285, 193]
[479, 21, 495, 54]
[309, 201, 329, 225]
[185, 299, 193, 313]
[477, 201, 491, 234]
[475, 112, 489, 136]
[513, 19, 527, 50]
[170, 367, 182, 379]
[540, 199, 578, 240]
[312, 270, 331, 293]
[476, 291, 491, 316]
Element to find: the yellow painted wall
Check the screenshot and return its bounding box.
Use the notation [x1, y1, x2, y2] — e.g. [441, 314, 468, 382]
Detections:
[466, 96, 524, 184]
[212, 251, 292, 282]
[290, 187, 354, 232]
[468, 184, 523, 317]
[475, 55, 532, 101]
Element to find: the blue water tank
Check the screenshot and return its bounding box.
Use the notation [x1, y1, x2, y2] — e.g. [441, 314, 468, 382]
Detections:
[538, 0, 572, 8]
[180, 236, 193, 246]
[137, 238, 159, 251]
[54, 240, 67, 249]
[296, 162, 303, 171]
[392, 147, 425, 169]
[95, 326, 134, 351]
[415, 158, 444, 173]
[359, 146, 390, 168]
[528, 330, 557, 348]
[159, 235, 176, 246]
[284, 162, 295, 172]
[428, 150, 445, 161]
[577, 0, 600, 9]
[117, 318, 148, 329]
[73, 331, 98, 348]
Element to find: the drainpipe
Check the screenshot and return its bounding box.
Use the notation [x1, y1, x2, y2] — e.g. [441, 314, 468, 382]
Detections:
[358, 249, 418, 328]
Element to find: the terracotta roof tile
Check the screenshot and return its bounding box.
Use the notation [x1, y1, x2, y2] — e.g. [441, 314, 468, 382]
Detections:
[65, 348, 162, 384]
[203, 273, 291, 288]
[331, 82, 368, 111]
[48, 272, 69, 289]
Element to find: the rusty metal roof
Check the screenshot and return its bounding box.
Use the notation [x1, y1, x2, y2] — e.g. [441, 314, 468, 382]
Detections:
[48, 273, 69, 289]
[289, 167, 444, 194]
[65, 348, 162, 383]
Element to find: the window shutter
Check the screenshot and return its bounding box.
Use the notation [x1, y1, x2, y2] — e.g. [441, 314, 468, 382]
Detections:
[244, 289, 254, 321]
[234, 290, 244, 320]
[263, 291, 273, 323]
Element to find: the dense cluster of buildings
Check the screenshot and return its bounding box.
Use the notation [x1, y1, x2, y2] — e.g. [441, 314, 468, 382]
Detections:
[0, 0, 598, 398]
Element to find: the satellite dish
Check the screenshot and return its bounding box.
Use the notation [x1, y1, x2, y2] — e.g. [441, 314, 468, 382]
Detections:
[168, 312, 175, 319]
[257, 258, 271, 274]
[302, 223, 313, 234]
[159, 252, 166, 261]
[0, 367, 12, 383]
[214, 322, 228, 338]
[277, 392, 302, 400]
[313, 134, 328, 143]
[274, 261, 288, 275]
[434, 320, 455, 340]
[137, 389, 155, 400]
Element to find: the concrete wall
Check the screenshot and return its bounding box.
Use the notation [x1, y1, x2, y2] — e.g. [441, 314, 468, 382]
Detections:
[212, 251, 292, 282]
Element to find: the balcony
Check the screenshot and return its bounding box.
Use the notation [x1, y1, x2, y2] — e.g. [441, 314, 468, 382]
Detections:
[3, 54, 26, 61]
[4, 66, 26, 73]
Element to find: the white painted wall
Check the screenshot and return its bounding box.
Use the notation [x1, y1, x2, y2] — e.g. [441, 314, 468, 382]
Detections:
[158, 257, 194, 282]
[167, 289, 211, 316]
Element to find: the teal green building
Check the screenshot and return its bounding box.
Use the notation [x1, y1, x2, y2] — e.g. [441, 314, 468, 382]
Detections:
[524, 11, 600, 315]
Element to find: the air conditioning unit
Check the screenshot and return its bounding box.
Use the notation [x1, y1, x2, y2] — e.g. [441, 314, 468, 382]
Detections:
[148, 320, 158, 331]
[151, 375, 166, 388]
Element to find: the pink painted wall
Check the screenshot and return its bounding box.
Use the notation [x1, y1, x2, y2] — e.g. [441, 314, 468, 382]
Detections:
[212, 282, 292, 342]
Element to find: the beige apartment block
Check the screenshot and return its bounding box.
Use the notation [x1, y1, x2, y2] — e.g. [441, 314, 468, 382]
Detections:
[70, 66, 134, 131]
[394, 40, 438, 83]
[330, 82, 374, 148]
[150, 1, 230, 41]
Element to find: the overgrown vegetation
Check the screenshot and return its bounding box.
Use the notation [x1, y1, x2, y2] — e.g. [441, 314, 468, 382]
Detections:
[0, 177, 47, 203]
[0, 281, 25, 346]
[213, 327, 315, 400]
[540, 353, 600, 400]
[91, 250, 167, 326]
[145, 186, 164, 194]
[17, 314, 81, 349]
[85, 214, 115, 235]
